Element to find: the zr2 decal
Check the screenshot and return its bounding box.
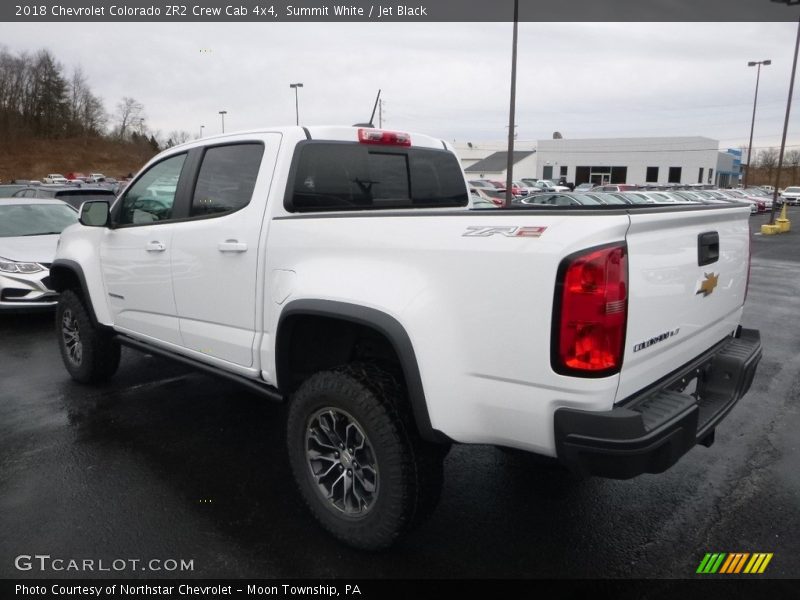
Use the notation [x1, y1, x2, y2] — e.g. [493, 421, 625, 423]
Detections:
[463, 226, 547, 238]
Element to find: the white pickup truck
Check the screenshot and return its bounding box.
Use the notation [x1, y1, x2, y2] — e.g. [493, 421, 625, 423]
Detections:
[51, 126, 762, 549]
[43, 173, 68, 185]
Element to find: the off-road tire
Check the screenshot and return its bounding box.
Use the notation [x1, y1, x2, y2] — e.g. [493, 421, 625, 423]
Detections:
[56, 289, 121, 383]
[287, 363, 445, 550]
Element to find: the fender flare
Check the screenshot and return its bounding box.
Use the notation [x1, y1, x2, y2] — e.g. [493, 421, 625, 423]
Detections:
[49, 259, 102, 326]
[276, 299, 449, 444]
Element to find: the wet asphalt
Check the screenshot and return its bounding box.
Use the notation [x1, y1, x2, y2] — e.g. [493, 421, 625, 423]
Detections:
[0, 213, 798, 580]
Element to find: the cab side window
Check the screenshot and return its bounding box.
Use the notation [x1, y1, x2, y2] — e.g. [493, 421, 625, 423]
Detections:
[117, 154, 187, 225]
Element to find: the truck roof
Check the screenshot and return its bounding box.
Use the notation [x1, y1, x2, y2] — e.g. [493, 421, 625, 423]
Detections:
[179, 126, 449, 151]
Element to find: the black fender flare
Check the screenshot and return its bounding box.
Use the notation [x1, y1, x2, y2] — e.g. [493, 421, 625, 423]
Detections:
[49, 259, 102, 326]
[276, 299, 449, 444]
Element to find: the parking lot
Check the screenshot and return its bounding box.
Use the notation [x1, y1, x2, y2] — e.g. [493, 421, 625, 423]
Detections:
[1, 212, 798, 580]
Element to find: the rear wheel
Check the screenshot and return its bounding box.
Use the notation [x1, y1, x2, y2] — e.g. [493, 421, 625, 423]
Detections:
[56, 289, 120, 383]
[287, 363, 445, 550]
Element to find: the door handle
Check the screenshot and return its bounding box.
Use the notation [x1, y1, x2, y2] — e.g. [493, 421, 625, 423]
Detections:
[218, 240, 248, 253]
[145, 241, 166, 252]
[697, 231, 719, 266]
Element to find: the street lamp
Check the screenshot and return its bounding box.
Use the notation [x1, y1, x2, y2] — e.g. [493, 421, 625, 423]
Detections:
[200, 125, 205, 138]
[744, 59, 771, 187]
[218, 110, 227, 134]
[289, 83, 303, 125]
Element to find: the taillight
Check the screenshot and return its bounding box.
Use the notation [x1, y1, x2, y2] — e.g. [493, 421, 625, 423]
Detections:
[358, 128, 411, 146]
[552, 243, 628, 376]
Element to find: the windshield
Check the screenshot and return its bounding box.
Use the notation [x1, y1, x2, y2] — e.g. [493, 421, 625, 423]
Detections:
[0, 203, 78, 237]
[783, 187, 800, 194]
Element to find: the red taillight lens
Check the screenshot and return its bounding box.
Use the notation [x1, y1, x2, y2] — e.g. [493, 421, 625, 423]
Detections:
[553, 244, 628, 376]
[358, 128, 411, 146]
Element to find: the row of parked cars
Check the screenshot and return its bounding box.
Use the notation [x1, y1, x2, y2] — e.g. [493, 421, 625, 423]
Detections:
[0, 172, 785, 314]
[470, 184, 782, 214]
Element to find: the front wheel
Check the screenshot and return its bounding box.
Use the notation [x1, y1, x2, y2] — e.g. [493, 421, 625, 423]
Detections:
[287, 363, 444, 550]
[56, 289, 121, 383]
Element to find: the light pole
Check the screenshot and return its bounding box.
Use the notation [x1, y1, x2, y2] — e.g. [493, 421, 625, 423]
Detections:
[504, 0, 519, 208]
[218, 110, 227, 134]
[290, 83, 303, 125]
[744, 59, 771, 187]
[200, 125, 205, 138]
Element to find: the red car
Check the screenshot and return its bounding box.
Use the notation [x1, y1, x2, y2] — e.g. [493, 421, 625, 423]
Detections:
[487, 180, 527, 196]
[65, 172, 89, 182]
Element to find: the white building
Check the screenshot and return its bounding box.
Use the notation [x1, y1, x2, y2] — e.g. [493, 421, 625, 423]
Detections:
[535, 136, 726, 186]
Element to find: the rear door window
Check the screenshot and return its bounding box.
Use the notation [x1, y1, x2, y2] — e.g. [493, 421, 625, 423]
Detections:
[190, 143, 264, 217]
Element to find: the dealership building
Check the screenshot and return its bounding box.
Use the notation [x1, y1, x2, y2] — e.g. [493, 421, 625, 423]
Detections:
[534, 136, 740, 186]
[454, 136, 742, 187]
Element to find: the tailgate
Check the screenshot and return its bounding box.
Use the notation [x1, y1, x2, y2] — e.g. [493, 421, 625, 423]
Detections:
[616, 205, 750, 402]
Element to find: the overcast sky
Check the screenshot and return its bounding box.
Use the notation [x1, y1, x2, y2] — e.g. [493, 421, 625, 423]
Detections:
[2, 22, 800, 152]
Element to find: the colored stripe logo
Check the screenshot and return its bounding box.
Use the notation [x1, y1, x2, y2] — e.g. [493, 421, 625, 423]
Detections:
[696, 552, 773, 574]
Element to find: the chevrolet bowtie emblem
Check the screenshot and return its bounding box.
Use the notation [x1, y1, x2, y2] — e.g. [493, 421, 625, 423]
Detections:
[696, 272, 719, 297]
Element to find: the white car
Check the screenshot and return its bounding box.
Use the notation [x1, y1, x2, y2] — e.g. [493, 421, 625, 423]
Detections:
[0, 198, 78, 310]
[779, 186, 800, 205]
[535, 179, 571, 192]
[89, 173, 107, 182]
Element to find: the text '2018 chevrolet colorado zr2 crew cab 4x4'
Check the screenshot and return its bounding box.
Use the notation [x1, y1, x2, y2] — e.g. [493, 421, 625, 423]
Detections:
[51, 126, 762, 549]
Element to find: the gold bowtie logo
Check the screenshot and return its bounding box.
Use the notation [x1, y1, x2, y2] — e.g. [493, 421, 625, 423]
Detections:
[696, 272, 719, 297]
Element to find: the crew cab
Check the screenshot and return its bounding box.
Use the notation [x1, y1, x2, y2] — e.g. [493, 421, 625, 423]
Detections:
[50, 126, 762, 550]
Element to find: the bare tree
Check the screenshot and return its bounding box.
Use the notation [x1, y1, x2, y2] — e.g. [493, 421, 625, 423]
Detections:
[757, 147, 779, 169]
[114, 96, 144, 140]
[785, 149, 800, 183]
[167, 130, 191, 146]
[66, 66, 104, 136]
[757, 147, 779, 183]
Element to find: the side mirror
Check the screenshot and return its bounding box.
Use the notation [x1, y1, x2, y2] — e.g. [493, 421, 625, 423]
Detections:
[79, 201, 110, 227]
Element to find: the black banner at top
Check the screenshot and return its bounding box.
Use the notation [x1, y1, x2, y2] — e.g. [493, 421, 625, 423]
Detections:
[2, 0, 800, 22]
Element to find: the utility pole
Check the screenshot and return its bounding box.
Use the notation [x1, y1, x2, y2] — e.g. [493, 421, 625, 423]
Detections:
[744, 60, 771, 188]
[769, 16, 800, 225]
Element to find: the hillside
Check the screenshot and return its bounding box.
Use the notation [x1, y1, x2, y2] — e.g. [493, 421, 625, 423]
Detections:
[0, 136, 159, 182]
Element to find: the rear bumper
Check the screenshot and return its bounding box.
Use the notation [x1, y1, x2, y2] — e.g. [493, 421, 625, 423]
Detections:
[554, 327, 762, 479]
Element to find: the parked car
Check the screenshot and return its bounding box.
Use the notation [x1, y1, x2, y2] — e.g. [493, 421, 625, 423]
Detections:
[471, 187, 506, 206]
[778, 186, 800, 205]
[514, 192, 603, 206]
[66, 172, 89, 182]
[0, 198, 78, 310]
[43, 174, 68, 185]
[672, 191, 756, 213]
[527, 179, 571, 192]
[573, 183, 597, 193]
[13, 186, 116, 210]
[720, 189, 770, 211]
[89, 173, 107, 183]
[0, 184, 28, 197]
[468, 179, 496, 191]
[593, 184, 640, 193]
[512, 180, 532, 196]
[469, 188, 500, 209]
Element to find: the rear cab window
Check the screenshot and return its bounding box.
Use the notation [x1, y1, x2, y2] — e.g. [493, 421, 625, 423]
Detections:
[285, 142, 468, 212]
